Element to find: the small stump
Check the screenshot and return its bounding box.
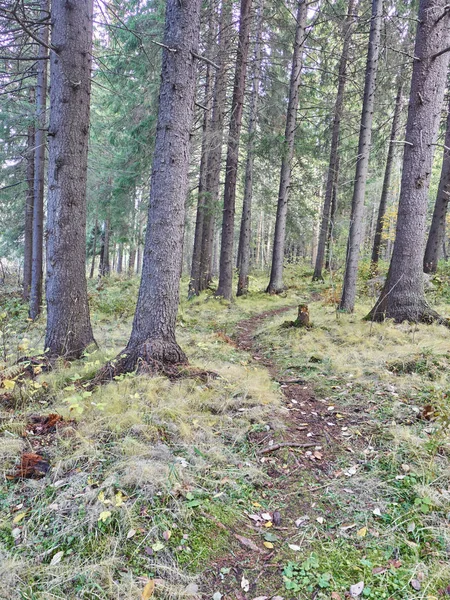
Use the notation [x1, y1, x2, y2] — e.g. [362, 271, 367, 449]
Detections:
[283, 304, 312, 328]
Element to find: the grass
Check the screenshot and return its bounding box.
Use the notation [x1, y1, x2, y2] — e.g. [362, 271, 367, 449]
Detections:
[1, 264, 450, 598]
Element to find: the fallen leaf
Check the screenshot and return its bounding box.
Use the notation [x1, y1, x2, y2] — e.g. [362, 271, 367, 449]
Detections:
[288, 544, 301, 551]
[261, 512, 272, 521]
[50, 551, 64, 566]
[127, 528, 136, 539]
[263, 541, 274, 549]
[252, 597, 268, 600]
[316, 517, 324, 524]
[373, 507, 382, 517]
[295, 515, 310, 527]
[213, 593, 223, 600]
[141, 580, 155, 599]
[2, 379, 15, 390]
[235, 534, 264, 553]
[372, 567, 387, 575]
[185, 583, 199, 595]
[357, 526, 367, 538]
[163, 530, 171, 541]
[410, 579, 421, 591]
[241, 575, 250, 592]
[407, 521, 415, 533]
[98, 511, 111, 523]
[13, 512, 27, 524]
[349, 581, 364, 597]
[264, 521, 273, 528]
[12, 527, 21, 540]
[152, 541, 164, 552]
[340, 523, 356, 531]
[331, 593, 342, 600]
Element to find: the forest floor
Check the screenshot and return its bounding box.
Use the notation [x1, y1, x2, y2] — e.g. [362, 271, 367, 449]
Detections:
[1, 265, 450, 600]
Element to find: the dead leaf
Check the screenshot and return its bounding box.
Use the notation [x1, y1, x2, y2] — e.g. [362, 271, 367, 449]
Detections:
[357, 526, 367, 538]
[141, 580, 155, 599]
[234, 534, 264, 553]
[127, 528, 136, 539]
[50, 551, 64, 566]
[410, 579, 421, 591]
[263, 541, 274, 549]
[349, 581, 364, 597]
[241, 574, 250, 592]
[340, 523, 356, 531]
[372, 567, 387, 575]
[12, 512, 27, 524]
[331, 593, 342, 600]
[288, 544, 301, 551]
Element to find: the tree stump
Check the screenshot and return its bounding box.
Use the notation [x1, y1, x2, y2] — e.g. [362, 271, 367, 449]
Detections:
[283, 304, 311, 328]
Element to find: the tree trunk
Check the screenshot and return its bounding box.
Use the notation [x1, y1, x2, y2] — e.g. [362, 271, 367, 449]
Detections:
[312, 0, 356, 281]
[117, 242, 123, 274]
[199, 0, 233, 291]
[44, 0, 95, 358]
[367, 0, 450, 324]
[423, 96, 450, 273]
[266, 0, 308, 294]
[237, 0, 264, 296]
[325, 156, 339, 271]
[189, 10, 214, 298]
[99, 219, 110, 277]
[215, 0, 253, 300]
[371, 81, 403, 268]
[89, 218, 98, 279]
[339, 0, 383, 311]
[23, 97, 35, 301]
[29, 0, 49, 320]
[112, 0, 201, 372]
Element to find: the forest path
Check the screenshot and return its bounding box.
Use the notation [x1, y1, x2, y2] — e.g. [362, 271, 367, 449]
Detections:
[203, 304, 372, 599]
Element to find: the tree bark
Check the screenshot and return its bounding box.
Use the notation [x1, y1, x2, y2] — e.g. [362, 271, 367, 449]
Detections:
[117, 241, 123, 274]
[99, 219, 111, 277]
[313, 0, 356, 281]
[44, 0, 95, 358]
[199, 0, 233, 291]
[89, 218, 98, 279]
[367, 0, 450, 324]
[23, 94, 35, 301]
[112, 0, 201, 372]
[215, 0, 253, 300]
[339, 0, 383, 311]
[29, 0, 49, 320]
[371, 81, 403, 268]
[266, 0, 308, 294]
[237, 0, 264, 296]
[325, 155, 339, 271]
[423, 96, 450, 273]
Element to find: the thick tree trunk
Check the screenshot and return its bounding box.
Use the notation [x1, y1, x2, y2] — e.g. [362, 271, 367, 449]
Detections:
[189, 11, 214, 298]
[312, 0, 356, 281]
[368, 0, 450, 324]
[237, 0, 264, 296]
[423, 97, 450, 273]
[112, 0, 201, 372]
[44, 0, 95, 358]
[199, 0, 232, 291]
[29, 0, 49, 320]
[339, 0, 383, 311]
[23, 108, 35, 301]
[371, 82, 403, 268]
[266, 0, 308, 294]
[215, 0, 253, 300]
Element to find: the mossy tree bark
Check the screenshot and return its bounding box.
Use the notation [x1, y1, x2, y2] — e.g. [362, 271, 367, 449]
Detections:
[115, 0, 202, 372]
[44, 0, 95, 358]
[367, 0, 450, 324]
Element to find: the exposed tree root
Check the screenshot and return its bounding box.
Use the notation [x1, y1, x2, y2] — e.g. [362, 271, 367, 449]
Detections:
[366, 302, 450, 328]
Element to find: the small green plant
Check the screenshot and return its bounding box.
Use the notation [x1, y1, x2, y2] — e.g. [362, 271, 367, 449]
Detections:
[283, 554, 331, 593]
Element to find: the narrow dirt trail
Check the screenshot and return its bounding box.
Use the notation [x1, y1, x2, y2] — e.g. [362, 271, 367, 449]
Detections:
[203, 305, 369, 598]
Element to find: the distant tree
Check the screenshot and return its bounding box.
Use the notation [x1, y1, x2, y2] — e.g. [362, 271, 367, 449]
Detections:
[423, 95, 450, 274]
[339, 0, 383, 311]
[44, 0, 95, 357]
[368, 0, 450, 324]
[266, 0, 308, 294]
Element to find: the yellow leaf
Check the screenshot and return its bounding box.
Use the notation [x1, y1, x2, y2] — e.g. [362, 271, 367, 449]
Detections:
[13, 512, 27, 524]
[263, 541, 274, 549]
[115, 491, 124, 507]
[264, 521, 273, 528]
[3, 379, 15, 390]
[357, 526, 367, 538]
[98, 491, 105, 503]
[98, 511, 112, 523]
[252, 502, 261, 507]
[142, 580, 155, 599]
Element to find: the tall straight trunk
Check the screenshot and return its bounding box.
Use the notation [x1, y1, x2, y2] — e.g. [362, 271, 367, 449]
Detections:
[189, 10, 214, 298]
[215, 0, 253, 300]
[371, 81, 403, 268]
[117, 242, 123, 274]
[423, 96, 450, 273]
[111, 0, 201, 372]
[368, 0, 450, 324]
[266, 0, 308, 294]
[128, 246, 136, 276]
[89, 218, 98, 279]
[313, 0, 356, 281]
[23, 104, 35, 301]
[236, 0, 264, 296]
[29, 0, 49, 320]
[199, 0, 233, 291]
[325, 156, 339, 270]
[339, 0, 383, 311]
[99, 219, 110, 276]
[44, 0, 95, 358]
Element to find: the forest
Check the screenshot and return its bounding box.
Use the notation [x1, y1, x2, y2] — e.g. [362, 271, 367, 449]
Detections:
[1, 0, 450, 597]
